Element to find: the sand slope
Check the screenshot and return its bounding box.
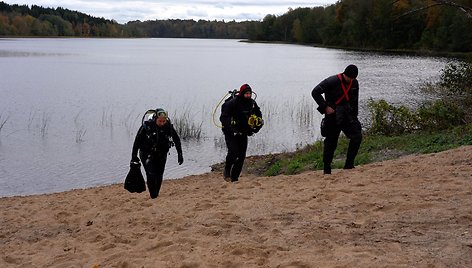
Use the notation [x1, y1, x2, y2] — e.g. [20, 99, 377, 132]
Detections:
[1, 146, 471, 268]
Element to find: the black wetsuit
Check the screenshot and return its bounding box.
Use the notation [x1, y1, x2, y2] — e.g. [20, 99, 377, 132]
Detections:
[220, 95, 262, 181]
[311, 73, 362, 172]
[132, 121, 182, 198]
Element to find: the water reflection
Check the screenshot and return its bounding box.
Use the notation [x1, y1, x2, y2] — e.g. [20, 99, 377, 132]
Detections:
[0, 49, 72, 57]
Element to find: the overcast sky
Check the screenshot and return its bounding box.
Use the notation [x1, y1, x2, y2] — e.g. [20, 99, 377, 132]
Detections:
[5, 0, 338, 24]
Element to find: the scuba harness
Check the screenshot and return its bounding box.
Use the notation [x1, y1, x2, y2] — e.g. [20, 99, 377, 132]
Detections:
[141, 109, 175, 151]
[212, 89, 263, 131]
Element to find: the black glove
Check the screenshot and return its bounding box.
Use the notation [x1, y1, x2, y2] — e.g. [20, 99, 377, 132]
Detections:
[130, 156, 140, 166]
[317, 104, 327, 114]
[178, 153, 184, 165]
[253, 125, 261, 133]
[252, 118, 263, 134]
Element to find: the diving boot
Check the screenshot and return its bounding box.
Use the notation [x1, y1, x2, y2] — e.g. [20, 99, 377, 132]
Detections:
[223, 165, 231, 182]
[343, 160, 355, 169]
[323, 164, 331, 175]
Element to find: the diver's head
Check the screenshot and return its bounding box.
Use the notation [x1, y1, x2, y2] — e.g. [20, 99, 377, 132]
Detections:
[155, 108, 168, 127]
[239, 83, 252, 99]
[343, 64, 358, 82]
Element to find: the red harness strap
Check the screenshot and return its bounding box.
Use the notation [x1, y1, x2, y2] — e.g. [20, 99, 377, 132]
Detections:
[335, 73, 352, 105]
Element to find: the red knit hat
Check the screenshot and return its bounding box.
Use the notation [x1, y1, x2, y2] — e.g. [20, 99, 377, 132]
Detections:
[240, 84, 252, 94]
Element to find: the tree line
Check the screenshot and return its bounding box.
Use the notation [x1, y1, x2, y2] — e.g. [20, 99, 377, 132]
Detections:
[0, 2, 249, 38]
[1, 1, 471, 52]
[247, 0, 472, 52]
[0, 2, 121, 37]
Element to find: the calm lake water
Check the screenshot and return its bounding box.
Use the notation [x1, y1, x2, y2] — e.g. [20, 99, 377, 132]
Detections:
[0, 38, 450, 197]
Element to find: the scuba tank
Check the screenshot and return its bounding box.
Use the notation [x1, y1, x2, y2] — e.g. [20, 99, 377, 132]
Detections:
[142, 109, 158, 130]
[212, 89, 259, 129]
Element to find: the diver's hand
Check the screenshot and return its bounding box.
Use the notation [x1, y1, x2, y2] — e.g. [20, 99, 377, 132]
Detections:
[325, 106, 335, 115]
[130, 156, 140, 166]
[178, 154, 184, 165]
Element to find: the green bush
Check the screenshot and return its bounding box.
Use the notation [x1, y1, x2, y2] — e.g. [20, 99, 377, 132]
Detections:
[439, 61, 472, 94]
[367, 99, 417, 135]
[367, 98, 466, 135]
[437, 61, 472, 123]
[368, 60, 472, 135]
[265, 161, 281, 176]
[417, 100, 465, 130]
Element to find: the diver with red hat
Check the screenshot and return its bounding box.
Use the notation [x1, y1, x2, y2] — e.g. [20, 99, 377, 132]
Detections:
[220, 83, 263, 182]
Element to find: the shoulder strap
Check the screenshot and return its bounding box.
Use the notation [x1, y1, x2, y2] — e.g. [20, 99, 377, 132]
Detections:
[335, 73, 353, 105]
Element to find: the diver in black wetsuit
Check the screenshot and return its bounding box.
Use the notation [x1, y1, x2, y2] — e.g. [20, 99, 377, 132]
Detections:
[311, 65, 362, 174]
[220, 84, 263, 182]
[131, 109, 183, 198]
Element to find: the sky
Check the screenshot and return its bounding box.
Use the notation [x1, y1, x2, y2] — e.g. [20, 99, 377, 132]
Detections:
[5, 0, 338, 24]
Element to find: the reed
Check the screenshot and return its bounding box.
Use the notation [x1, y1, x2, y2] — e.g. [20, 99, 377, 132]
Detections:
[261, 97, 316, 128]
[73, 110, 82, 125]
[39, 112, 49, 137]
[100, 108, 113, 128]
[75, 127, 87, 143]
[295, 96, 316, 127]
[73, 111, 86, 143]
[27, 111, 35, 130]
[259, 101, 277, 122]
[123, 110, 140, 136]
[172, 108, 203, 140]
[0, 114, 9, 134]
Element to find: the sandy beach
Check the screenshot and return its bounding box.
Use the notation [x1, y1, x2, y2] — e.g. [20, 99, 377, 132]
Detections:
[1, 146, 471, 267]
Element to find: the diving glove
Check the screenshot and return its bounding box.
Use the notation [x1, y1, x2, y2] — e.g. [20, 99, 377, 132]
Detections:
[130, 156, 140, 166]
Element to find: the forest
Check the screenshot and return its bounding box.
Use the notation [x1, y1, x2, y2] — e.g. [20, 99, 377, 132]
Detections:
[0, 1, 249, 38]
[0, 0, 471, 53]
[247, 0, 472, 52]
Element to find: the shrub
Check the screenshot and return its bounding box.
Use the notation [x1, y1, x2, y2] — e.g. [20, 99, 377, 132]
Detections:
[417, 100, 465, 130]
[265, 161, 281, 176]
[439, 61, 472, 95]
[368, 60, 472, 134]
[434, 60, 472, 123]
[367, 99, 418, 135]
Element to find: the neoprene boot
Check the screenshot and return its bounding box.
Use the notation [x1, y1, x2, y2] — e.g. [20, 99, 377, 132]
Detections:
[323, 163, 331, 175]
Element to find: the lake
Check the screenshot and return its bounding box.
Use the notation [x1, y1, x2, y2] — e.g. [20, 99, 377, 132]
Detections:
[0, 38, 450, 197]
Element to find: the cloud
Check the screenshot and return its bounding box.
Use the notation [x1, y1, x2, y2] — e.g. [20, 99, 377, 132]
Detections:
[6, 0, 337, 23]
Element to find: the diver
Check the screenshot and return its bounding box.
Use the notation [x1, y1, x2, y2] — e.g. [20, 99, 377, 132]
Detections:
[220, 83, 263, 182]
[131, 108, 183, 198]
[311, 64, 363, 174]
